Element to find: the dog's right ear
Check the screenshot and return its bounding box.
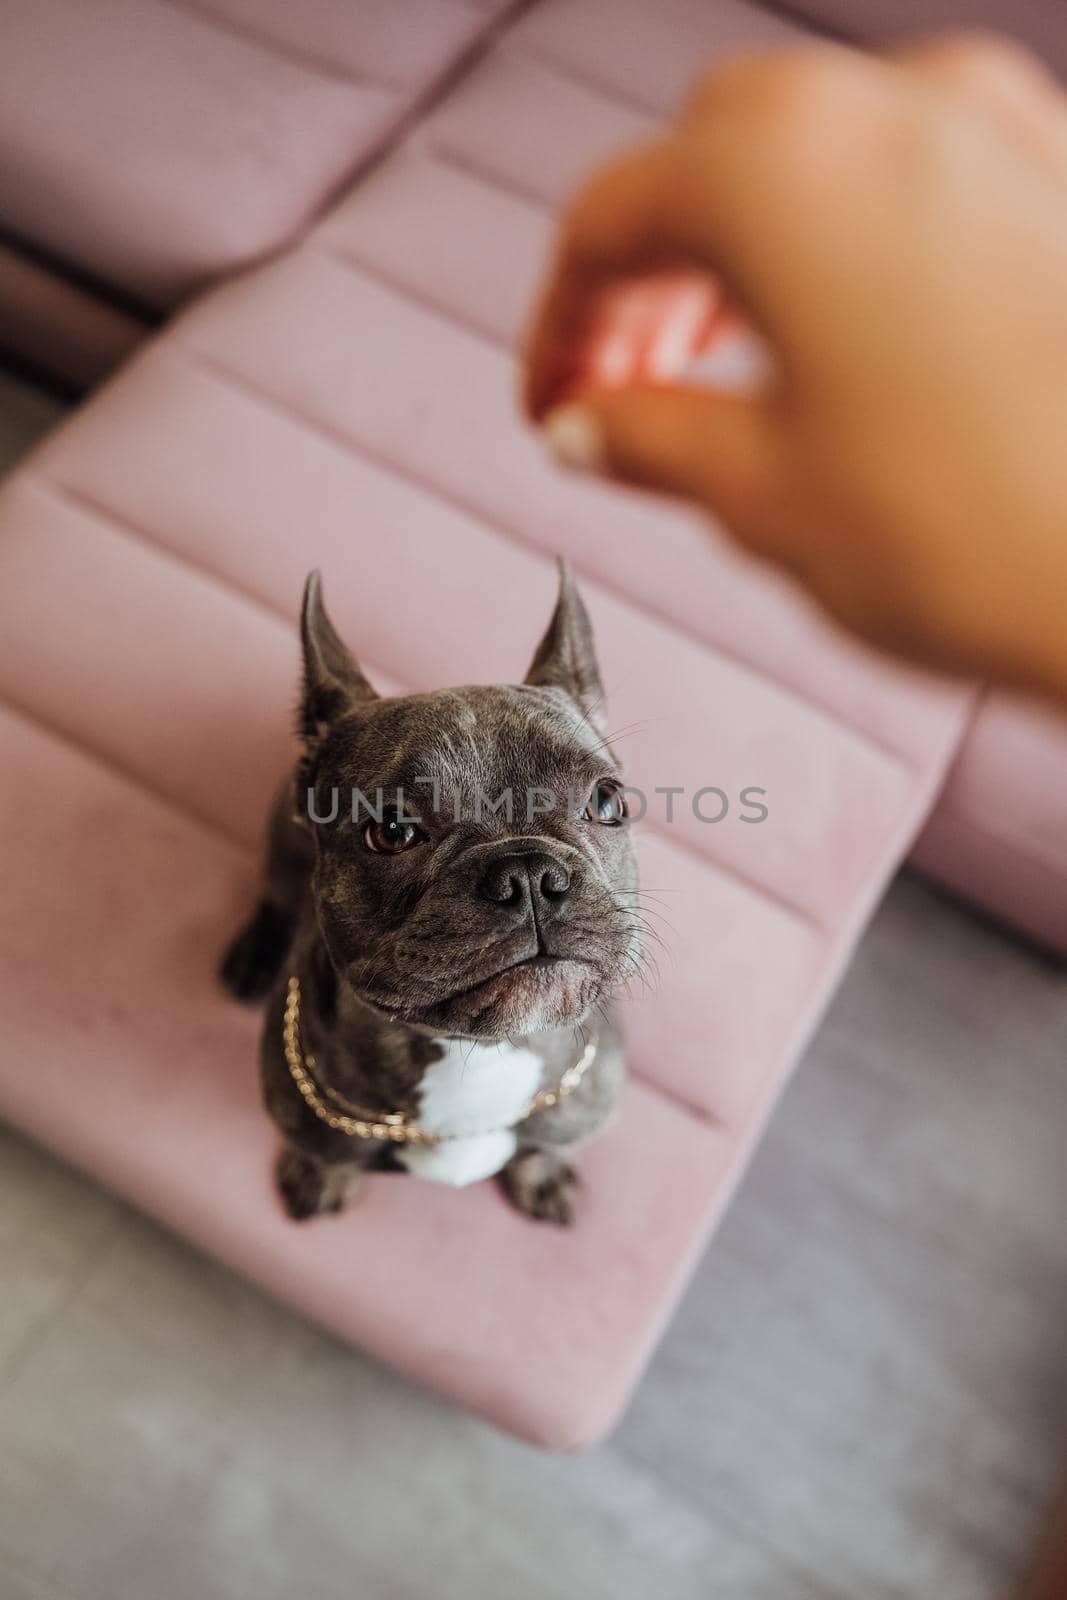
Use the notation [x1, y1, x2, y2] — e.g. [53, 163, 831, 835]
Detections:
[299, 571, 378, 746]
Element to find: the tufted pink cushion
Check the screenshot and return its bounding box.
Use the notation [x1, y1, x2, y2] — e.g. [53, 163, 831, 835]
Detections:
[0, 0, 983, 1447]
[0, 243, 145, 390]
[0, 0, 510, 312]
[783, 1, 1067, 78]
[505, 0, 803, 112]
[1, 0, 1058, 972]
[913, 692, 1067, 953]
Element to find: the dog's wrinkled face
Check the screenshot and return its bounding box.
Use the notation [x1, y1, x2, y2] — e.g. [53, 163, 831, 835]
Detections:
[298, 567, 640, 1039]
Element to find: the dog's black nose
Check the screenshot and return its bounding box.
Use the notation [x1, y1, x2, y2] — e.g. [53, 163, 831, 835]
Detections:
[479, 850, 571, 909]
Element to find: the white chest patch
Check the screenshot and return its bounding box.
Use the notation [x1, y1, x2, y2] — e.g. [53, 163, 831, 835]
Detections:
[397, 1039, 544, 1188]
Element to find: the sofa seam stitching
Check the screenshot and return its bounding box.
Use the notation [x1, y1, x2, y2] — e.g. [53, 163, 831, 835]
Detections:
[311, 240, 510, 353]
[423, 140, 562, 214]
[0, 676, 255, 859]
[154, 0, 404, 89]
[498, 35, 670, 119]
[920, 796, 1067, 879]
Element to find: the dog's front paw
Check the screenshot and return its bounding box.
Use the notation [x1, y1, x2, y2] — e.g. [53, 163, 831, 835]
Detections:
[276, 1147, 329, 1221]
[220, 900, 294, 1002]
[499, 1149, 580, 1226]
[275, 1147, 359, 1222]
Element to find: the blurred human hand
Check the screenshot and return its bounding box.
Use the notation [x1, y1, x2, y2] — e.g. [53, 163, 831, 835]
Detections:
[522, 35, 1067, 698]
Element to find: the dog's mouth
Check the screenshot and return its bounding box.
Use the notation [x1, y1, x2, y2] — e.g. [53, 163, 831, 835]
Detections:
[435, 952, 584, 1005]
[359, 950, 602, 1036]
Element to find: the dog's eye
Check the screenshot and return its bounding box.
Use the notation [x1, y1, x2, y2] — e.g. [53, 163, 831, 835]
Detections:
[362, 808, 426, 855]
[582, 779, 628, 827]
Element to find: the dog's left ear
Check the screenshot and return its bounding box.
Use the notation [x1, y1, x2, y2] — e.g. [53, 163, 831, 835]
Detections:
[524, 560, 606, 733]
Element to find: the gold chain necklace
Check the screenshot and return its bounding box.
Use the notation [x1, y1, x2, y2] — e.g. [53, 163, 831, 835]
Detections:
[282, 976, 598, 1145]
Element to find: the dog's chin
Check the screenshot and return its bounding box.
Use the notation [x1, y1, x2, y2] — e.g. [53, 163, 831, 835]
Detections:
[442, 956, 602, 1038]
[361, 956, 603, 1040]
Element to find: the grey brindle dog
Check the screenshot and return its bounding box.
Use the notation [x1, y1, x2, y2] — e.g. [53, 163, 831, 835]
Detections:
[220, 564, 640, 1225]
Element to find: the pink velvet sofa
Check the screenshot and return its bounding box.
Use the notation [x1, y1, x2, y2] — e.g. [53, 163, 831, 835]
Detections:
[1, 0, 1064, 1449]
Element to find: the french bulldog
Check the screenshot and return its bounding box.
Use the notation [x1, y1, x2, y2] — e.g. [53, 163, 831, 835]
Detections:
[220, 563, 641, 1225]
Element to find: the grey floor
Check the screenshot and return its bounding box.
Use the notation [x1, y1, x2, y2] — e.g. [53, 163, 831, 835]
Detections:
[2, 369, 1066, 1600]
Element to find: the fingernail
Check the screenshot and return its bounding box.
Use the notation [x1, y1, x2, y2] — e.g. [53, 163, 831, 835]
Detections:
[542, 405, 606, 475]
